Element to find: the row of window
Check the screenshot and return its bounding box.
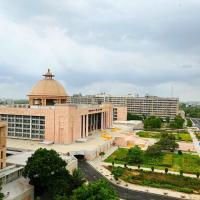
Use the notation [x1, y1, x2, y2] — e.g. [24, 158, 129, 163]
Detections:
[0, 114, 45, 140]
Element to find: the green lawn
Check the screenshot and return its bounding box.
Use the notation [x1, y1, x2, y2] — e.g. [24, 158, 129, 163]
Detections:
[136, 131, 192, 142]
[136, 131, 160, 138]
[105, 148, 200, 174]
[107, 166, 200, 194]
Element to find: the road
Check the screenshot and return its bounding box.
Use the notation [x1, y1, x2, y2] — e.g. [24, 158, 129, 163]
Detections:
[191, 118, 200, 130]
[78, 160, 181, 200]
[189, 118, 200, 155]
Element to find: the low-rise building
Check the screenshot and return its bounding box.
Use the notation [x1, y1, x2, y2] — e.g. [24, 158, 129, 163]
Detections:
[0, 122, 6, 169]
[0, 165, 34, 200]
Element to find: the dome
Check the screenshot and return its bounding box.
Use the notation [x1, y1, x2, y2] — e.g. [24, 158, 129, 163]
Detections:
[28, 79, 67, 97]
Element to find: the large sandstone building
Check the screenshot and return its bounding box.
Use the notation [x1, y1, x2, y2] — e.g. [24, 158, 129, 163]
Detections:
[0, 70, 117, 144]
[0, 122, 6, 169]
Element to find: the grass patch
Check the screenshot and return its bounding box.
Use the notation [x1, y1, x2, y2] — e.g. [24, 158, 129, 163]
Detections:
[107, 166, 200, 194]
[136, 131, 192, 142]
[175, 133, 192, 142]
[136, 131, 160, 138]
[105, 148, 200, 174]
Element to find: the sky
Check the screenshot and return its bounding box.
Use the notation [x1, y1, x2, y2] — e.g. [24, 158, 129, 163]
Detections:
[0, 0, 200, 101]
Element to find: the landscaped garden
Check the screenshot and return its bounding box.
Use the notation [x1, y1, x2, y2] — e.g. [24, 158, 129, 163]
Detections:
[105, 148, 200, 174]
[107, 166, 200, 194]
[136, 130, 192, 142]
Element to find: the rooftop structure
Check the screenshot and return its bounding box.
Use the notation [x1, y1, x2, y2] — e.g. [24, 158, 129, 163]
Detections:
[28, 69, 68, 106]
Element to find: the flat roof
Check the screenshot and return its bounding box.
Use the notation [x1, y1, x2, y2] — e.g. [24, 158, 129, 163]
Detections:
[2, 177, 33, 200]
[7, 132, 113, 155]
[6, 151, 77, 166]
[6, 151, 33, 166]
[7, 124, 140, 155]
[0, 166, 23, 179]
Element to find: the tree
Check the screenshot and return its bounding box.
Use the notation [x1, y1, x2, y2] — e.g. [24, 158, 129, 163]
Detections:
[156, 133, 179, 151]
[127, 113, 143, 121]
[127, 146, 143, 164]
[144, 116, 162, 130]
[70, 169, 86, 190]
[151, 166, 154, 172]
[0, 181, 4, 200]
[165, 168, 168, 174]
[23, 148, 75, 199]
[181, 104, 200, 118]
[170, 115, 185, 129]
[111, 167, 124, 180]
[166, 116, 170, 123]
[71, 179, 119, 200]
[187, 118, 193, 127]
[180, 170, 183, 176]
[178, 150, 182, 155]
[146, 144, 162, 157]
[47, 169, 72, 198]
[197, 172, 200, 178]
[55, 195, 69, 200]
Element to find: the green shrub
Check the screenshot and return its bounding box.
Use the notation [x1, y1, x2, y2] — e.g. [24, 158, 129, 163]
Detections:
[128, 146, 143, 164]
[178, 150, 182, 155]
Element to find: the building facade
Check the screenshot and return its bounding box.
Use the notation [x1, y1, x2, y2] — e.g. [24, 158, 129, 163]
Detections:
[0, 122, 6, 169]
[68, 94, 179, 118]
[0, 70, 113, 144]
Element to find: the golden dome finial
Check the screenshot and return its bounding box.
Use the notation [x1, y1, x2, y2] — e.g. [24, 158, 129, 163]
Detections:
[43, 68, 55, 79]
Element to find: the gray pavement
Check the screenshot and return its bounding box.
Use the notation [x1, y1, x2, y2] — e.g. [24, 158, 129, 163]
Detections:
[189, 118, 200, 155]
[191, 118, 200, 130]
[78, 160, 181, 200]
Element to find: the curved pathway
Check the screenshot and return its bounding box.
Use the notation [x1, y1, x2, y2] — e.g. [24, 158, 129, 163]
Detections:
[79, 160, 181, 200]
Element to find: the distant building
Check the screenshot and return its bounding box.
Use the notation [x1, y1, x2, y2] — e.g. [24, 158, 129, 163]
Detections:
[68, 94, 179, 118]
[0, 122, 6, 169]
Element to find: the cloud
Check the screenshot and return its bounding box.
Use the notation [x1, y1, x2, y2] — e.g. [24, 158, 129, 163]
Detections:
[0, 0, 200, 101]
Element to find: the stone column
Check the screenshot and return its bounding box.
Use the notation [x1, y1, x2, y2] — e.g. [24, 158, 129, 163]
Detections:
[86, 115, 89, 137]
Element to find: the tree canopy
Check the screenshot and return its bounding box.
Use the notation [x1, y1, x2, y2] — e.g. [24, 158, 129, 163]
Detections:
[187, 118, 193, 127]
[127, 113, 143, 121]
[111, 167, 124, 180]
[144, 116, 162, 129]
[23, 148, 85, 199]
[180, 104, 200, 118]
[71, 179, 119, 200]
[170, 115, 185, 129]
[127, 146, 143, 164]
[156, 133, 179, 151]
[146, 144, 162, 157]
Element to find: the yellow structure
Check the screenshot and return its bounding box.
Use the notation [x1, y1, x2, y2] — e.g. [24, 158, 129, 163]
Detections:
[0, 121, 7, 169]
[28, 69, 68, 106]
